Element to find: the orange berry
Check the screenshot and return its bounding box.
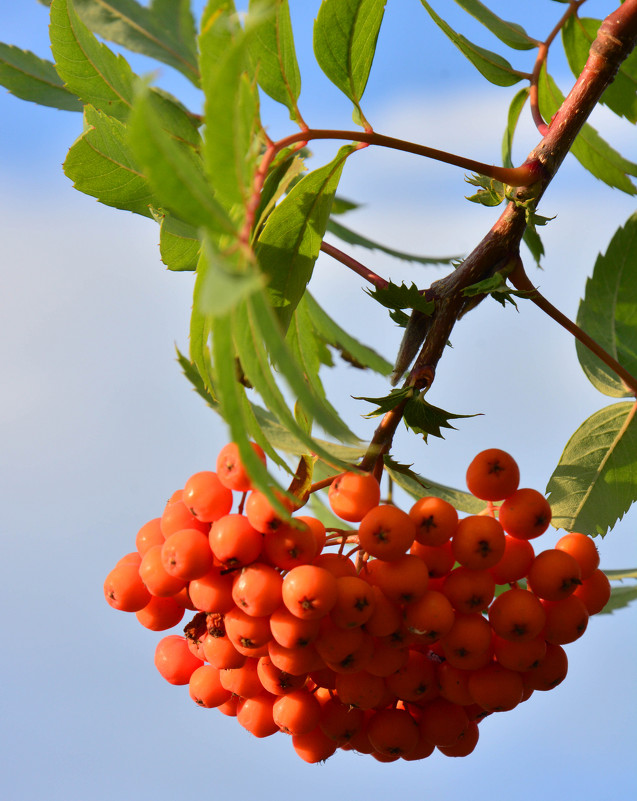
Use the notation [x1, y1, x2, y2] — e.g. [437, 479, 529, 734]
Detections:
[256, 656, 307, 695]
[418, 697, 469, 747]
[409, 496, 458, 546]
[262, 520, 317, 570]
[437, 662, 474, 706]
[488, 587, 546, 642]
[216, 441, 267, 492]
[267, 640, 324, 676]
[313, 551, 357, 577]
[202, 633, 246, 669]
[441, 612, 493, 670]
[273, 688, 322, 735]
[410, 539, 455, 578]
[188, 566, 235, 613]
[330, 575, 376, 628]
[328, 471, 381, 522]
[367, 708, 419, 757]
[361, 585, 402, 638]
[161, 528, 214, 581]
[182, 470, 233, 523]
[231, 562, 283, 617]
[188, 664, 231, 708]
[466, 449, 520, 501]
[498, 488, 552, 540]
[319, 697, 365, 744]
[358, 504, 416, 561]
[209, 513, 263, 568]
[555, 532, 600, 580]
[493, 634, 546, 672]
[104, 562, 152, 612]
[237, 693, 280, 738]
[442, 567, 495, 613]
[154, 635, 203, 685]
[135, 596, 185, 631]
[282, 565, 338, 620]
[224, 606, 272, 652]
[527, 548, 582, 601]
[452, 515, 506, 570]
[219, 657, 263, 698]
[295, 515, 327, 555]
[541, 595, 589, 644]
[364, 554, 429, 605]
[135, 517, 164, 556]
[489, 534, 535, 585]
[523, 642, 568, 691]
[138, 544, 187, 598]
[437, 720, 479, 757]
[468, 662, 524, 712]
[269, 605, 321, 649]
[292, 726, 338, 763]
[245, 489, 297, 534]
[403, 589, 455, 643]
[385, 649, 438, 703]
[334, 670, 386, 710]
[573, 568, 611, 615]
[160, 499, 210, 538]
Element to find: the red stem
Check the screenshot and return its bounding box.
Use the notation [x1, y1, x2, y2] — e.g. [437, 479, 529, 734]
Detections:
[320, 241, 389, 290]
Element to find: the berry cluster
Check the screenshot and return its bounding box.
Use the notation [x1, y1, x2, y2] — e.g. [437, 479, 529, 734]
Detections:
[104, 445, 611, 764]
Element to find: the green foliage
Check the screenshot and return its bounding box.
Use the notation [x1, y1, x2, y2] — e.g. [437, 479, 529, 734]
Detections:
[576, 214, 637, 398]
[0, 43, 82, 110]
[366, 281, 436, 316]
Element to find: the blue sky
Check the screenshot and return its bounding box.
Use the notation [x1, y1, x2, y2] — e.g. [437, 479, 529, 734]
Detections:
[1, 2, 636, 800]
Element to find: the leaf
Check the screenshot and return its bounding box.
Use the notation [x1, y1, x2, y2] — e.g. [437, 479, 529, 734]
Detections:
[50, 0, 135, 122]
[71, 0, 199, 85]
[176, 345, 218, 410]
[254, 152, 307, 237]
[383, 456, 486, 514]
[604, 567, 637, 581]
[462, 272, 529, 308]
[303, 292, 392, 375]
[419, 1, 525, 87]
[502, 87, 529, 168]
[403, 395, 480, 441]
[523, 225, 544, 268]
[326, 218, 459, 265]
[452, 0, 537, 50]
[546, 401, 637, 536]
[127, 84, 234, 235]
[255, 145, 355, 332]
[0, 44, 82, 111]
[313, 0, 386, 127]
[190, 256, 218, 402]
[562, 16, 637, 123]
[63, 105, 156, 216]
[465, 173, 505, 206]
[196, 236, 263, 317]
[200, 9, 262, 211]
[576, 214, 637, 398]
[150, 210, 200, 272]
[538, 68, 637, 194]
[366, 281, 435, 316]
[598, 582, 637, 615]
[354, 387, 413, 417]
[247, 0, 302, 122]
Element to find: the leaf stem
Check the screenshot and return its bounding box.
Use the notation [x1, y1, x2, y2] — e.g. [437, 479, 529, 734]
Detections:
[320, 241, 389, 290]
[529, 1, 587, 135]
[508, 258, 637, 396]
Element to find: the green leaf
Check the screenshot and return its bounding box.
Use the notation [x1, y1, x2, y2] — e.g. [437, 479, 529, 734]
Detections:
[303, 292, 392, 375]
[403, 395, 480, 441]
[452, 0, 537, 50]
[50, 0, 135, 122]
[200, 9, 262, 211]
[176, 345, 218, 410]
[462, 272, 529, 308]
[465, 173, 506, 206]
[150, 210, 200, 272]
[0, 44, 82, 111]
[354, 386, 413, 417]
[326, 218, 458, 265]
[546, 401, 637, 536]
[71, 0, 199, 86]
[196, 236, 263, 317]
[502, 88, 529, 168]
[562, 16, 637, 124]
[366, 281, 435, 316]
[419, 1, 524, 87]
[313, 0, 386, 127]
[383, 456, 486, 514]
[538, 68, 637, 194]
[254, 151, 307, 236]
[255, 145, 355, 332]
[523, 225, 544, 267]
[598, 582, 637, 615]
[576, 214, 637, 398]
[127, 84, 234, 234]
[605, 567, 637, 581]
[63, 104, 156, 216]
[247, 0, 302, 122]
[190, 256, 218, 402]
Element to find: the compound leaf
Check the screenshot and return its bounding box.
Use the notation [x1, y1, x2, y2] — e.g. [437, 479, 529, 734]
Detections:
[576, 214, 637, 397]
[366, 281, 435, 316]
[546, 401, 637, 536]
[313, 0, 386, 127]
[452, 0, 537, 51]
[0, 43, 82, 111]
[403, 395, 480, 441]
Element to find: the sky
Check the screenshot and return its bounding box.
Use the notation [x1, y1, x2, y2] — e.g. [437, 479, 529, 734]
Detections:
[1, 2, 636, 800]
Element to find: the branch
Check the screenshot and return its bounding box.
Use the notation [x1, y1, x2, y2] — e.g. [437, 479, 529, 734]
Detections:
[320, 241, 389, 290]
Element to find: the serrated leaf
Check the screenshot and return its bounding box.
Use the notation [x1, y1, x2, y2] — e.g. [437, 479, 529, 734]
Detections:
[523, 225, 544, 267]
[465, 173, 505, 206]
[383, 456, 486, 514]
[303, 292, 392, 375]
[538, 68, 637, 194]
[197, 236, 263, 317]
[576, 214, 637, 398]
[247, 291, 360, 444]
[190, 254, 218, 402]
[231, 296, 355, 470]
[127, 84, 234, 235]
[462, 272, 529, 308]
[452, 0, 537, 51]
[419, 1, 524, 87]
[255, 145, 355, 332]
[254, 152, 307, 237]
[313, 0, 386, 127]
[71, 0, 199, 86]
[0, 43, 82, 111]
[176, 345, 218, 409]
[200, 11, 262, 211]
[50, 0, 136, 122]
[326, 218, 458, 265]
[247, 0, 301, 122]
[63, 104, 156, 216]
[546, 401, 637, 536]
[354, 386, 413, 417]
[597, 582, 637, 615]
[502, 87, 529, 168]
[403, 395, 480, 441]
[563, 16, 637, 123]
[150, 210, 200, 272]
[366, 281, 435, 316]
